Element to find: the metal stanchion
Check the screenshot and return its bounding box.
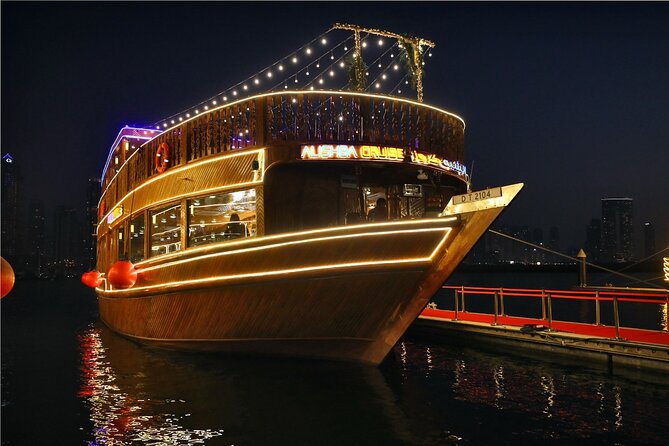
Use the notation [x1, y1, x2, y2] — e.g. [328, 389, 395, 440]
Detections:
[461, 285, 466, 312]
[499, 287, 505, 316]
[546, 292, 553, 331]
[541, 288, 546, 320]
[492, 290, 499, 326]
[595, 290, 601, 325]
[454, 289, 459, 321]
[613, 294, 621, 340]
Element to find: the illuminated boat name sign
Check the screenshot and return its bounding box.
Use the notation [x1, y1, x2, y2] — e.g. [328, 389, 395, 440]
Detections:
[300, 144, 467, 177]
[107, 205, 124, 224]
[409, 151, 467, 177]
[301, 144, 403, 161]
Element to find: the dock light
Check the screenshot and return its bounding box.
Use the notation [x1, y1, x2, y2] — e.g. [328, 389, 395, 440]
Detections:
[232, 91, 237, 96]
[267, 72, 272, 78]
[306, 48, 312, 55]
[362, 41, 367, 48]
[292, 57, 298, 63]
[186, 113, 190, 118]
[254, 79, 259, 84]
[212, 100, 217, 105]
[243, 85, 248, 90]
[204, 106, 209, 110]
[278, 65, 284, 71]
[223, 96, 228, 101]
[321, 38, 327, 45]
[195, 110, 200, 114]
[107, 261, 137, 290]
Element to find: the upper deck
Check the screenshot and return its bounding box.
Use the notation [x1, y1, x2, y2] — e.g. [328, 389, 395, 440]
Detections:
[99, 91, 466, 223]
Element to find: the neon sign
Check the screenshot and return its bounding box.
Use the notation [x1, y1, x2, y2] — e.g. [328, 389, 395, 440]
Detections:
[410, 151, 467, 177]
[300, 144, 404, 161]
[300, 144, 467, 177]
[107, 205, 124, 224]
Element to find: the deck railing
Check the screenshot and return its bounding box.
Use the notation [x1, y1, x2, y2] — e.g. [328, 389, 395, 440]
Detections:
[441, 285, 669, 337]
[100, 92, 465, 217]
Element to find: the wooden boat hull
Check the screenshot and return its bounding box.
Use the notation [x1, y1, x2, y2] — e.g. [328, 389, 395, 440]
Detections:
[97, 184, 523, 364]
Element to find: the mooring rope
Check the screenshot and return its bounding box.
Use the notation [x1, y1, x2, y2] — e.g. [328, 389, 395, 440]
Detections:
[487, 229, 666, 290]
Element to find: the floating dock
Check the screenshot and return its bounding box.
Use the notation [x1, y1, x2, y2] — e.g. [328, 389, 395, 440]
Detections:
[412, 286, 669, 374]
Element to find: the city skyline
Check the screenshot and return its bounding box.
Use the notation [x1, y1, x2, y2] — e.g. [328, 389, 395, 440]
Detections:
[2, 2, 668, 252]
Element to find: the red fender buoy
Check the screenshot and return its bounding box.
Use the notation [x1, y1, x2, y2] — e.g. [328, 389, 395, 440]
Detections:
[81, 270, 103, 288]
[1, 256, 15, 298]
[107, 261, 137, 289]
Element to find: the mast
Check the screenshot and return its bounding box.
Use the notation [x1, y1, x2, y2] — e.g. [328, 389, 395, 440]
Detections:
[332, 23, 436, 102]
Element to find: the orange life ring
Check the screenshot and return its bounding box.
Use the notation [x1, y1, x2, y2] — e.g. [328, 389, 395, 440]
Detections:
[155, 143, 169, 173]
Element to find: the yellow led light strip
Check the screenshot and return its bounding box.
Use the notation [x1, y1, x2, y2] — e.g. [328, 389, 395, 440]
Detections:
[134, 217, 458, 267]
[99, 148, 265, 226]
[138, 226, 452, 273]
[100, 90, 463, 199]
[99, 227, 451, 294]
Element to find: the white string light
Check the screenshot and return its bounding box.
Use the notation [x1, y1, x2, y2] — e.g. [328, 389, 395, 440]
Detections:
[153, 28, 431, 128]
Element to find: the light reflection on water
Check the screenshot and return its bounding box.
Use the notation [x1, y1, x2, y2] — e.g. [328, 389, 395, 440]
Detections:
[394, 339, 669, 445]
[3, 278, 668, 445]
[79, 327, 225, 445]
[75, 323, 669, 446]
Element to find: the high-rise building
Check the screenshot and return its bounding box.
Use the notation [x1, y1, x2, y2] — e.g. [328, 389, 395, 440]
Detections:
[53, 206, 83, 276]
[25, 199, 47, 277]
[1, 153, 23, 265]
[531, 227, 545, 264]
[584, 218, 601, 262]
[601, 198, 633, 263]
[643, 222, 656, 258]
[85, 178, 101, 269]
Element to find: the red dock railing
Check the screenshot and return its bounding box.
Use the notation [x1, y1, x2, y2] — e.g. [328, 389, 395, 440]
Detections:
[421, 285, 669, 345]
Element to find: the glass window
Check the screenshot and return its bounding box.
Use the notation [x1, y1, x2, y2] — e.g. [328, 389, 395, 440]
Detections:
[129, 214, 145, 262]
[116, 226, 127, 260]
[149, 204, 182, 257]
[188, 189, 256, 247]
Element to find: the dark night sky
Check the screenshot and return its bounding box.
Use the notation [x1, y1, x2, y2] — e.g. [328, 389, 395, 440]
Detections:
[2, 2, 668, 253]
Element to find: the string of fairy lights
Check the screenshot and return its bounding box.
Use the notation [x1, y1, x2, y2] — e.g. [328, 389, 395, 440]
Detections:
[152, 27, 434, 130]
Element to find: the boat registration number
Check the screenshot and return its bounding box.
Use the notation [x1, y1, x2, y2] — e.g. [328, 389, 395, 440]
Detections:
[453, 187, 502, 204]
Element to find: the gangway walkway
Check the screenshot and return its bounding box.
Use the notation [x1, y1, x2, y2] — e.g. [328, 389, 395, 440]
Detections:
[414, 285, 669, 373]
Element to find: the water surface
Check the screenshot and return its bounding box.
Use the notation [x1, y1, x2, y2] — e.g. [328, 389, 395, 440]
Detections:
[2, 276, 668, 445]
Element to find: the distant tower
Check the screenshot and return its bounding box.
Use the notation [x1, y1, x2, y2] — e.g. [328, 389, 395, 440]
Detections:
[25, 199, 46, 277]
[584, 218, 601, 262]
[53, 206, 83, 276]
[85, 178, 101, 269]
[601, 198, 633, 263]
[1, 153, 23, 265]
[547, 226, 560, 263]
[643, 222, 655, 258]
[532, 227, 545, 264]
